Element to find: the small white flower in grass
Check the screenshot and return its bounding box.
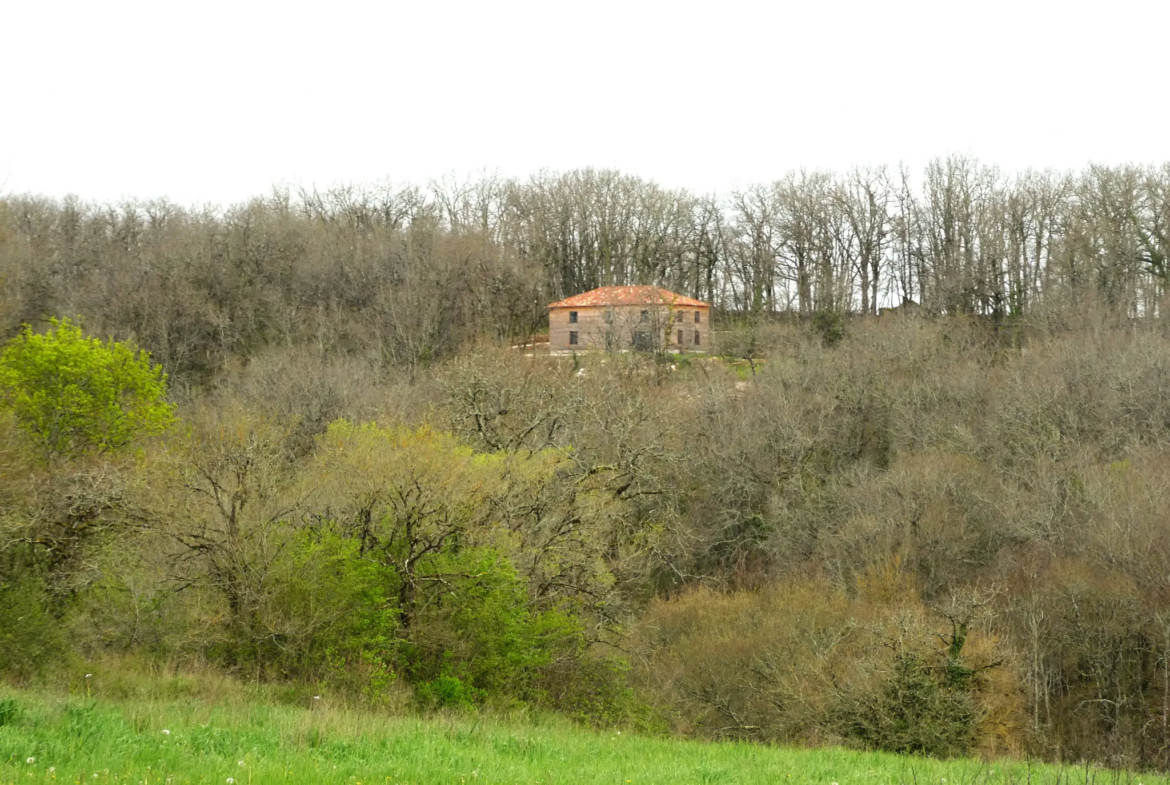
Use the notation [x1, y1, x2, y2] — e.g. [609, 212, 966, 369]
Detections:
[314, 695, 321, 700]
[26, 757, 35, 764]
[162, 729, 171, 735]
[238, 760, 246, 766]
[48, 767, 55, 773]
[226, 779, 235, 784]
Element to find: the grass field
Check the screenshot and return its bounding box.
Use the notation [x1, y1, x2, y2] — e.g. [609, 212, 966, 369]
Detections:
[0, 686, 1164, 785]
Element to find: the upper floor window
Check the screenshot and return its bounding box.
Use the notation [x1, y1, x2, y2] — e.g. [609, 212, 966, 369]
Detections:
[695, 311, 701, 324]
[675, 311, 685, 323]
[569, 311, 578, 324]
[604, 309, 613, 323]
[640, 310, 649, 322]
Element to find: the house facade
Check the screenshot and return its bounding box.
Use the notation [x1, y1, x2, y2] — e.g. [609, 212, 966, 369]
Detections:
[547, 286, 711, 354]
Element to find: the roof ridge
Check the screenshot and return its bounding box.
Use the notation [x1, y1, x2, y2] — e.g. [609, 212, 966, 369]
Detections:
[548, 285, 709, 309]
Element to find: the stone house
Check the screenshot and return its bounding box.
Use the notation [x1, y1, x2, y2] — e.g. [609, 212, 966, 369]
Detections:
[547, 286, 711, 354]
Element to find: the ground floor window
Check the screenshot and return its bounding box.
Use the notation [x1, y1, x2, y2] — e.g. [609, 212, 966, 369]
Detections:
[694, 330, 701, 346]
[569, 331, 578, 345]
[677, 330, 683, 345]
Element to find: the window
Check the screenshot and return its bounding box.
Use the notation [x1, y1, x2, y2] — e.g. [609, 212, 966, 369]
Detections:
[569, 311, 578, 324]
[694, 330, 701, 346]
[640, 310, 649, 322]
[675, 311, 684, 323]
[695, 311, 701, 324]
[604, 309, 613, 323]
[677, 330, 683, 345]
[569, 331, 579, 345]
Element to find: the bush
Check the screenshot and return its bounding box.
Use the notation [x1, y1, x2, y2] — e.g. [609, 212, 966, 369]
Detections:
[415, 674, 485, 710]
[405, 547, 587, 703]
[634, 574, 1020, 755]
[837, 652, 979, 757]
[0, 571, 66, 678]
[633, 581, 853, 741]
[811, 309, 847, 347]
[0, 317, 174, 459]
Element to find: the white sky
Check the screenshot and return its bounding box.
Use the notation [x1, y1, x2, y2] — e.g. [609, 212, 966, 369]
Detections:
[3, 0, 1167, 206]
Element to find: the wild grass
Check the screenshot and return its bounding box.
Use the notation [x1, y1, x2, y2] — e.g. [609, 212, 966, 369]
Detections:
[0, 684, 1165, 785]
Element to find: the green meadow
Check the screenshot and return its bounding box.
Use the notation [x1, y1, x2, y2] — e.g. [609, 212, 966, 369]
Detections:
[0, 687, 1162, 785]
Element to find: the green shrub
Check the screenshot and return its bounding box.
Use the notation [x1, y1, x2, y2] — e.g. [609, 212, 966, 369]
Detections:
[206, 524, 398, 684]
[811, 309, 847, 347]
[0, 317, 174, 459]
[550, 653, 654, 730]
[0, 572, 66, 678]
[838, 652, 979, 758]
[406, 548, 585, 702]
[415, 674, 485, 710]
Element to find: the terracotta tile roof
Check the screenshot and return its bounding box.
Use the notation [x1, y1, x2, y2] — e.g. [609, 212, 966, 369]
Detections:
[548, 286, 709, 309]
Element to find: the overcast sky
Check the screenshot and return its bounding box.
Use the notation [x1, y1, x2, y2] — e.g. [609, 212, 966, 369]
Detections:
[3, 0, 1167, 205]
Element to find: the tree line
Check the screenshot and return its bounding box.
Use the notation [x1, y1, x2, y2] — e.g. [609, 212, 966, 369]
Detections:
[3, 159, 1169, 386]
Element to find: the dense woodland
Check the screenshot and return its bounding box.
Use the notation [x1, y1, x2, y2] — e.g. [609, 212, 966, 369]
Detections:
[4, 158, 1170, 770]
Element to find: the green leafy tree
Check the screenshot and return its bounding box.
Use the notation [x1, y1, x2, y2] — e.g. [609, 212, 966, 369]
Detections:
[0, 318, 175, 458]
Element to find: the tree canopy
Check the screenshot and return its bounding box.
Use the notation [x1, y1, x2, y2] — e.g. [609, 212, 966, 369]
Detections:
[0, 317, 174, 458]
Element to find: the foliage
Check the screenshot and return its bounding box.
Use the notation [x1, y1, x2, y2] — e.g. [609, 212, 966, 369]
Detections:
[312, 423, 619, 709]
[3, 161, 1170, 767]
[8, 273, 1170, 770]
[811, 309, 848, 347]
[0, 572, 65, 678]
[0, 318, 174, 458]
[101, 416, 626, 714]
[414, 674, 485, 710]
[838, 651, 979, 757]
[406, 547, 585, 701]
[636, 572, 1017, 758]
